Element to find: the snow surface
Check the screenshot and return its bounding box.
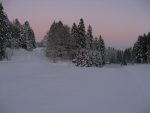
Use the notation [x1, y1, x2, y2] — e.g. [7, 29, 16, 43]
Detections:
[0, 48, 150, 113]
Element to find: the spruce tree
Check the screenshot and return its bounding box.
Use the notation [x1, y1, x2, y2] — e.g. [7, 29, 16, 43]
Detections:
[98, 35, 105, 64]
[82, 25, 93, 67]
[70, 23, 78, 59]
[75, 18, 86, 66]
[46, 21, 57, 61]
[86, 25, 93, 50]
[77, 18, 86, 49]
[23, 21, 36, 50]
[147, 32, 150, 46]
[132, 35, 147, 63]
[0, 3, 11, 60]
[146, 46, 150, 63]
[11, 19, 22, 48]
[92, 50, 103, 67]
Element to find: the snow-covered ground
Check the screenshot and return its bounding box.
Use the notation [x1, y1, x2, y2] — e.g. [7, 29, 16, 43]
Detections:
[0, 48, 150, 113]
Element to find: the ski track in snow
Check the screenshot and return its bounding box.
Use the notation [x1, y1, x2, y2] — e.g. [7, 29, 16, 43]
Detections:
[0, 48, 150, 113]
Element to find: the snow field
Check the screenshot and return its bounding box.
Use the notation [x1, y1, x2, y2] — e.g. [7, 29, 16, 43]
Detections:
[0, 48, 150, 113]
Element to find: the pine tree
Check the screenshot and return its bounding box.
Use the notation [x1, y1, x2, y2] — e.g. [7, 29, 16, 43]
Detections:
[5, 20, 12, 48]
[29, 22, 36, 50]
[77, 18, 86, 49]
[132, 35, 147, 63]
[11, 19, 22, 48]
[98, 35, 105, 64]
[147, 32, 150, 46]
[46, 21, 57, 61]
[0, 3, 11, 60]
[23, 21, 36, 50]
[86, 25, 93, 50]
[146, 46, 150, 63]
[75, 18, 86, 66]
[142, 34, 147, 63]
[82, 25, 93, 67]
[92, 50, 103, 67]
[74, 19, 105, 67]
[70, 23, 78, 59]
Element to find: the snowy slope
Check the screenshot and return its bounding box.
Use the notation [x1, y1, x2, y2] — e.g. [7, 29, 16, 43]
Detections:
[0, 48, 150, 113]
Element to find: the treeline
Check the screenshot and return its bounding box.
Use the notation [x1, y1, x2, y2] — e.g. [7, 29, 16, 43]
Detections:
[1, 3, 150, 66]
[0, 3, 36, 60]
[45, 19, 150, 66]
[105, 47, 132, 65]
[45, 19, 105, 67]
[105, 32, 150, 65]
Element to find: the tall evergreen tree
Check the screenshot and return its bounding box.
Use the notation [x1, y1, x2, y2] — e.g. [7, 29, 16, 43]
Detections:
[75, 19, 87, 66]
[86, 25, 93, 50]
[70, 23, 78, 59]
[146, 46, 150, 63]
[0, 3, 11, 60]
[98, 35, 105, 64]
[22, 21, 36, 50]
[11, 19, 23, 48]
[78, 25, 94, 67]
[77, 18, 86, 49]
[147, 32, 150, 46]
[132, 35, 147, 63]
[46, 21, 57, 60]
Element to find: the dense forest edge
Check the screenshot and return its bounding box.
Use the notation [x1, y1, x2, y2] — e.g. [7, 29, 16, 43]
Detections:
[0, 3, 150, 67]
